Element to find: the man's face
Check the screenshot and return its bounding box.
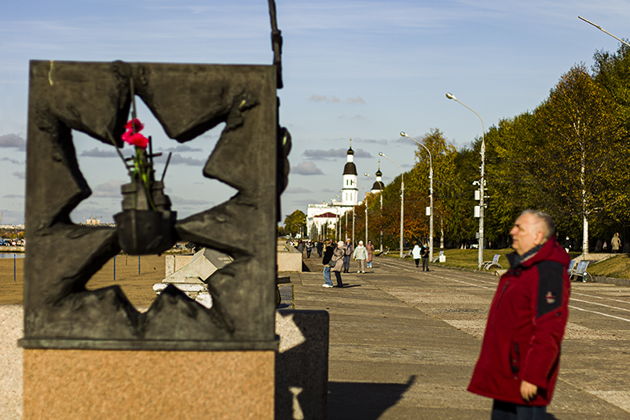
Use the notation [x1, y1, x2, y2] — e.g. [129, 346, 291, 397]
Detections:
[509, 213, 545, 255]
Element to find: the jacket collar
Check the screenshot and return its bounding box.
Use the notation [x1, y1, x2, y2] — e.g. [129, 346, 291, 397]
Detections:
[507, 236, 571, 270]
[507, 244, 542, 269]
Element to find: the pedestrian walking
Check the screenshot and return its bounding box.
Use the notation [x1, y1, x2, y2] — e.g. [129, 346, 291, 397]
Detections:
[316, 240, 323, 258]
[411, 242, 421, 268]
[330, 241, 345, 288]
[305, 241, 313, 258]
[611, 232, 621, 253]
[342, 238, 353, 273]
[366, 240, 375, 270]
[353, 240, 368, 273]
[321, 240, 334, 288]
[421, 243, 430, 272]
[468, 210, 570, 419]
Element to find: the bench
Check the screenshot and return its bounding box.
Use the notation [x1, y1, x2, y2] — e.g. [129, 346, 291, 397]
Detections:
[569, 260, 593, 282]
[481, 254, 502, 270]
[375, 247, 389, 257]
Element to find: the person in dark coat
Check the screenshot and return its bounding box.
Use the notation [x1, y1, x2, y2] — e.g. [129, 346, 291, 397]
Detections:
[316, 240, 323, 258]
[468, 210, 570, 419]
[421, 242, 430, 272]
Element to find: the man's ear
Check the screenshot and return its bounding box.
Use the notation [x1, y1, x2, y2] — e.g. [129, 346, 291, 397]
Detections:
[534, 229, 546, 245]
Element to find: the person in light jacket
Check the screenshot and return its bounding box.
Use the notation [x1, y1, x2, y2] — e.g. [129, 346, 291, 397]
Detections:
[329, 241, 345, 288]
[611, 232, 621, 253]
[353, 240, 368, 273]
[411, 241, 422, 268]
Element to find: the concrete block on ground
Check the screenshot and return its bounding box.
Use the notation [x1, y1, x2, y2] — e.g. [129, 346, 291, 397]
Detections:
[277, 241, 302, 272]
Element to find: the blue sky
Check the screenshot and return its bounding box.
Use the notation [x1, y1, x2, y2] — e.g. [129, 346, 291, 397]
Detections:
[0, 0, 628, 225]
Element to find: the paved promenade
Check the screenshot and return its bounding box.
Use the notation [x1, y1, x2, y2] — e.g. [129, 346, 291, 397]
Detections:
[296, 256, 630, 419]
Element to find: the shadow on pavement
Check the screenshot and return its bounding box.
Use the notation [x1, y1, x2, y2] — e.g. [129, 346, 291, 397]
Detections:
[328, 375, 416, 419]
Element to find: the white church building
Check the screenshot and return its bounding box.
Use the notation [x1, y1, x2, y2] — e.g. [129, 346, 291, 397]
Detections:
[306, 146, 384, 239]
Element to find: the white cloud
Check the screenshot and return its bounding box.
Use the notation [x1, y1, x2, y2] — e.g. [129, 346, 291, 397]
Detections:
[0, 134, 26, 150]
[81, 147, 117, 158]
[285, 187, 312, 194]
[303, 148, 372, 160]
[291, 161, 324, 175]
[92, 180, 125, 198]
[162, 145, 203, 153]
[1, 157, 22, 165]
[154, 154, 206, 166]
[309, 95, 366, 104]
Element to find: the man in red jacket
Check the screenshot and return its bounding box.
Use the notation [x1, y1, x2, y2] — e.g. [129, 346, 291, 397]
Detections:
[468, 210, 571, 419]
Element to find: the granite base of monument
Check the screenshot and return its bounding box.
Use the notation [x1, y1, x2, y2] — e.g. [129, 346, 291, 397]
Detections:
[23, 349, 274, 420]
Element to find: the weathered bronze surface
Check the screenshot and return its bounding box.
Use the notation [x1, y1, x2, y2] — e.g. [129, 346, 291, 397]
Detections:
[20, 60, 287, 350]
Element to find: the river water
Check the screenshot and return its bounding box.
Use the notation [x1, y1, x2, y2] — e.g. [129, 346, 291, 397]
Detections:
[0, 253, 24, 259]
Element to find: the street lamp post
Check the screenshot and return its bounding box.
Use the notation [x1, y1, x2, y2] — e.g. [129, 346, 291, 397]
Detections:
[446, 92, 486, 268]
[365, 194, 369, 245]
[380, 191, 383, 253]
[352, 207, 355, 245]
[578, 16, 630, 47]
[362, 173, 372, 246]
[400, 131, 434, 262]
[363, 173, 370, 246]
[379, 152, 405, 258]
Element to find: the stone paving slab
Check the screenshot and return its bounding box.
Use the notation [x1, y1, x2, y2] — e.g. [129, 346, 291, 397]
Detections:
[297, 259, 630, 419]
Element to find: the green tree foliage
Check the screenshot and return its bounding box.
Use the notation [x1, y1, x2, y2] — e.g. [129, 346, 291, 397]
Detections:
[534, 65, 627, 249]
[592, 46, 630, 230]
[283, 210, 306, 237]
[299, 47, 629, 252]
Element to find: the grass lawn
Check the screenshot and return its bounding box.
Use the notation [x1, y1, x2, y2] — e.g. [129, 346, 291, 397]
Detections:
[0, 254, 164, 306]
[386, 248, 630, 279]
[587, 254, 630, 279]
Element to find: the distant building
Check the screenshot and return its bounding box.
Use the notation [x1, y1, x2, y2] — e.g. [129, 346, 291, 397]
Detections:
[85, 217, 102, 225]
[0, 225, 25, 230]
[371, 164, 385, 194]
[306, 146, 360, 239]
[341, 146, 358, 206]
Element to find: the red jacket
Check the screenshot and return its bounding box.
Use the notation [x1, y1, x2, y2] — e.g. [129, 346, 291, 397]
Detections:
[468, 238, 571, 406]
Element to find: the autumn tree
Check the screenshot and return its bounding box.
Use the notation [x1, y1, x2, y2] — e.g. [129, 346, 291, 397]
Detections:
[283, 210, 307, 237]
[531, 65, 627, 253]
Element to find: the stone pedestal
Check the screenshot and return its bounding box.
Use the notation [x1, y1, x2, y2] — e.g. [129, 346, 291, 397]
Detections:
[24, 350, 274, 420]
[276, 310, 329, 420]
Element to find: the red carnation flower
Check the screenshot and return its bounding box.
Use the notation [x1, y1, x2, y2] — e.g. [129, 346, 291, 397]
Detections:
[122, 131, 149, 149]
[121, 118, 149, 149]
[125, 118, 144, 133]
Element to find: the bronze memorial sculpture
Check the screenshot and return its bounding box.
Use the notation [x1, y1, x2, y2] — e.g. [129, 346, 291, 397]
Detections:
[20, 1, 290, 352]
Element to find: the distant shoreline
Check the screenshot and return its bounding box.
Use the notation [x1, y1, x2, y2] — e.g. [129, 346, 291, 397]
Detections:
[0, 247, 24, 253]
